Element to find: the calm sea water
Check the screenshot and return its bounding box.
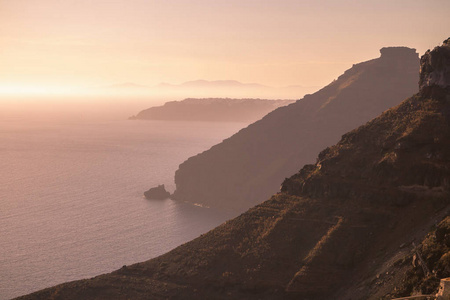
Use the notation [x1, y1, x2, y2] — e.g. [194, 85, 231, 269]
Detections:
[0, 117, 244, 299]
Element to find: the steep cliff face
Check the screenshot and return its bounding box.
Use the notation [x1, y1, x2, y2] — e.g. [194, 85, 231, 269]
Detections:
[172, 47, 419, 212]
[420, 38, 450, 90]
[17, 40, 450, 300]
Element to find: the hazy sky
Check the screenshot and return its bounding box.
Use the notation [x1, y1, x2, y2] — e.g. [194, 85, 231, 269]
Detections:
[1, 0, 449, 95]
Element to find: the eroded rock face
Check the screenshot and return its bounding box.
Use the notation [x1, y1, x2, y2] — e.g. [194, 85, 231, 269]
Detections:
[419, 38, 450, 90]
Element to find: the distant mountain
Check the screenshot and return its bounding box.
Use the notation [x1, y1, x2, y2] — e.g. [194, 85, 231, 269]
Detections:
[18, 39, 450, 300]
[96, 80, 319, 99]
[155, 80, 320, 99]
[101, 82, 151, 89]
[172, 46, 420, 212]
[129, 98, 295, 123]
[157, 79, 267, 89]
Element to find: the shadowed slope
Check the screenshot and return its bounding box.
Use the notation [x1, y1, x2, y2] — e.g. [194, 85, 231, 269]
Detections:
[172, 47, 419, 212]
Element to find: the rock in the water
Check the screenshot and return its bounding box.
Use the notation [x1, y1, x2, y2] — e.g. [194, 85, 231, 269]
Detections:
[144, 184, 171, 200]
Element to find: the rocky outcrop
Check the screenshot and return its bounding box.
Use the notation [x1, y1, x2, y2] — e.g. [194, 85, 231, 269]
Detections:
[420, 38, 450, 90]
[380, 217, 450, 299]
[172, 47, 420, 212]
[144, 184, 171, 200]
[16, 40, 450, 300]
[380, 46, 418, 60]
[130, 98, 295, 123]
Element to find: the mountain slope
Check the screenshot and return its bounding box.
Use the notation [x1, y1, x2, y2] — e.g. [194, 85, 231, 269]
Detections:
[172, 47, 419, 212]
[17, 40, 450, 300]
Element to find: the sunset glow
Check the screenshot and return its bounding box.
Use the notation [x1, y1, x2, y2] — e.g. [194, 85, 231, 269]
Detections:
[0, 84, 88, 96]
[2, 1, 450, 299]
[1, 0, 449, 98]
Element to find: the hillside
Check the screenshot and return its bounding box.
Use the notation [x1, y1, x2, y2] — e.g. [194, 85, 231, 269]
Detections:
[16, 39, 450, 300]
[172, 47, 420, 212]
[129, 98, 295, 123]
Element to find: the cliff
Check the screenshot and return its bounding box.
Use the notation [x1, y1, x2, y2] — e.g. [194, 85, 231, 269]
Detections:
[130, 98, 295, 123]
[171, 47, 420, 212]
[16, 39, 450, 300]
[420, 38, 450, 90]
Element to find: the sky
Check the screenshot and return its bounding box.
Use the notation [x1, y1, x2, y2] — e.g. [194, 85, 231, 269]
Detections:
[0, 0, 449, 96]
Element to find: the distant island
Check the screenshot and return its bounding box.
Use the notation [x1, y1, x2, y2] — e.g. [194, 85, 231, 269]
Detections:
[129, 98, 296, 122]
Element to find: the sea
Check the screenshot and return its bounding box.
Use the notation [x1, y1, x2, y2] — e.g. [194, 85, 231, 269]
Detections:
[0, 106, 246, 299]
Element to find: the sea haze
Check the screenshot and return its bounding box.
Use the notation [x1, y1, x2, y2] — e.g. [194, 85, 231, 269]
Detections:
[0, 115, 245, 299]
